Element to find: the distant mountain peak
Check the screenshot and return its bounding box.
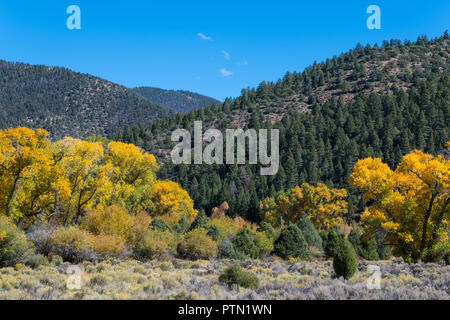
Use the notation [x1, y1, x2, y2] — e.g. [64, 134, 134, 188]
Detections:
[133, 86, 221, 113]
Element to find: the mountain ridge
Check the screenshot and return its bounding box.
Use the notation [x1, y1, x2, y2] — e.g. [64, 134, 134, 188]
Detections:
[116, 32, 449, 221]
[133, 86, 221, 113]
[0, 60, 176, 140]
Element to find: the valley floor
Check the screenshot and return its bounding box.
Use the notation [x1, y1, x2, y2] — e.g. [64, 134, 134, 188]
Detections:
[0, 258, 448, 300]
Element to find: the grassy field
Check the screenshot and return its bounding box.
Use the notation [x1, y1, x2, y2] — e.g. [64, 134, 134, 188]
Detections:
[0, 257, 448, 300]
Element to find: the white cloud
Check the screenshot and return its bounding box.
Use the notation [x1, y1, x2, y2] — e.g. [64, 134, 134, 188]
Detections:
[219, 68, 232, 77]
[197, 33, 212, 41]
[221, 50, 231, 60]
[238, 61, 248, 65]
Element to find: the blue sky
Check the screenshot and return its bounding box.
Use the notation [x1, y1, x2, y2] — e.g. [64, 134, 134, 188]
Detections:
[0, 1, 449, 100]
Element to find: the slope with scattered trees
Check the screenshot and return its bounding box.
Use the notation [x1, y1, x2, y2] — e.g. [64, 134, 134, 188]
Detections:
[0, 61, 175, 139]
[116, 33, 449, 223]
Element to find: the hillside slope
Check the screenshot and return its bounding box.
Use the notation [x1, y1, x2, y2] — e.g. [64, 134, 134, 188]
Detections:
[117, 33, 449, 221]
[0, 61, 175, 139]
[133, 87, 221, 113]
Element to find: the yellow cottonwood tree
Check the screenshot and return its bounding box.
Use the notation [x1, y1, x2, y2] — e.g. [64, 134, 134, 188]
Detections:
[260, 183, 348, 230]
[0, 127, 200, 234]
[100, 141, 158, 211]
[350, 150, 449, 262]
[149, 180, 197, 224]
[0, 127, 67, 223]
[53, 138, 105, 225]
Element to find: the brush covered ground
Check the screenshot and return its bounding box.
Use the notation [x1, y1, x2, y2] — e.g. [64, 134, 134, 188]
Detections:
[1, 257, 448, 300]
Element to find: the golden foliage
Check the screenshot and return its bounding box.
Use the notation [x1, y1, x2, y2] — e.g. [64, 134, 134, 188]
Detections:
[100, 141, 158, 210]
[0, 127, 66, 223]
[177, 228, 218, 260]
[208, 202, 256, 238]
[50, 226, 92, 253]
[149, 180, 197, 224]
[210, 202, 230, 219]
[81, 205, 134, 241]
[0, 127, 189, 229]
[350, 150, 449, 261]
[260, 183, 348, 230]
[89, 234, 126, 258]
[132, 229, 176, 259]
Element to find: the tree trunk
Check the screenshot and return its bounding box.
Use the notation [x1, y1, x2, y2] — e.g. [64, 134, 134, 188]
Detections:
[419, 192, 437, 256]
[5, 175, 20, 217]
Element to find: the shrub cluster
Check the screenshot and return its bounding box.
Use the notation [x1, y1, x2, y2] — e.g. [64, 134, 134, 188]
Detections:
[322, 227, 345, 258]
[274, 225, 310, 260]
[333, 238, 358, 280]
[232, 229, 260, 259]
[177, 229, 218, 260]
[348, 228, 391, 261]
[298, 217, 322, 250]
[219, 264, 259, 290]
[132, 229, 176, 259]
[0, 216, 34, 267]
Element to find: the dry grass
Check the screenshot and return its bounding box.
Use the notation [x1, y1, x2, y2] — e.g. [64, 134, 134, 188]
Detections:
[0, 258, 448, 300]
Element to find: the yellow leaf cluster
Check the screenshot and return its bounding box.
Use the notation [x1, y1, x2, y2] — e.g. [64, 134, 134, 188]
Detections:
[260, 183, 348, 230]
[149, 180, 197, 224]
[350, 150, 449, 261]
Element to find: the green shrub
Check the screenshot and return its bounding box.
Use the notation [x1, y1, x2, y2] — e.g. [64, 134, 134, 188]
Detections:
[378, 244, 392, 260]
[177, 229, 218, 260]
[159, 261, 174, 271]
[298, 217, 322, 249]
[0, 216, 34, 267]
[348, 228, 391, 261]
[348, 228, 364, 257]
[217, 238, 245, 260]
[219, 264, 259, 290]
[189, 209, 209, 231]
[151, 219, 172, 232]
[254, 232, 274, 257]
[206, 225, 222, 241]
[423, 241, 450, 263]
[257, 222, 276, 241]
[365, 239, 380, 260]
[323, 227, 345, 258]
[333, 238, 358, 280]
[274, 225, 309, 260]
[376, 233, 392, 260]
[232, 229, 260, 259]
[175, 215, 190, 234]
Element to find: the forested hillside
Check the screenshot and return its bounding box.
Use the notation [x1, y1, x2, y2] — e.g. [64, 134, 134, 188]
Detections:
[133, 87, 221, 113]
[0, 61, 175, 139]
[116, 33, 450, 222]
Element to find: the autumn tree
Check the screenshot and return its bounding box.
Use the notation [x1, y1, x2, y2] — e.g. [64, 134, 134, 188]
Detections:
[100, 141, 158, 211]
[0, 127, 67, 224]
[350, 150, 449, 262]
[53, 138, 105, 225]
[0, 127, 167, 228]
[149, 180, 197, 224]
[260, 183, 348, 230]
